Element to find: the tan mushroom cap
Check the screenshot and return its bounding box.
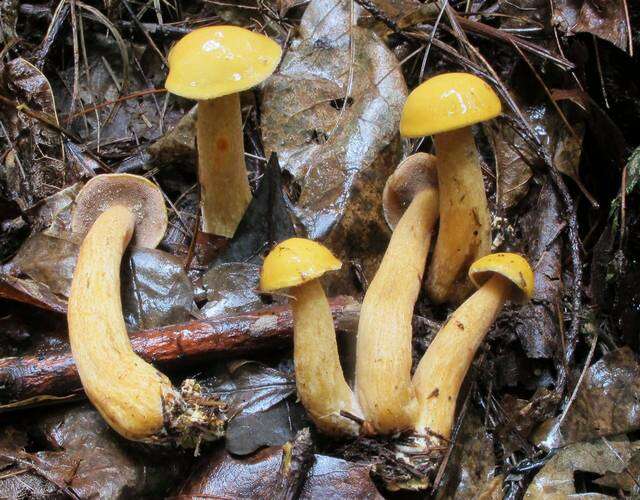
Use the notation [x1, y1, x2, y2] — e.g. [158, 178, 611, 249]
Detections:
[165, 26, 282, 101]
[260, 238, 342, 292]
[382, 153, 438, 229]
[468, 252, 534, 304]
[72, 174, 168, 248]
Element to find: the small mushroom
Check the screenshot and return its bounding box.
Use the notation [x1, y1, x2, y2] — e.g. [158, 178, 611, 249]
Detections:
[165, 26, 282, 238]
[400, 72, 501, 304]
[412, 253, 534, 440]
[356, 153, 439, 433]
[260, 238, 361, 436]
[68, 173, 224, 444]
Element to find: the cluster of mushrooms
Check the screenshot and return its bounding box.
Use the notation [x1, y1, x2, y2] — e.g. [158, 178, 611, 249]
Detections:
[66, 26, 534, 488]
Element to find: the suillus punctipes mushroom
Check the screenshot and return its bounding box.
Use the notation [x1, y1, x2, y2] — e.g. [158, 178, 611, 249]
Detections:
[356, 153, 439, 433]
[68, 173, 225, 445]
[260, 238, 361, 436]
[412, 253, 534, 441]
[165, 26, 282, 238]
[400, 72, 501, 304]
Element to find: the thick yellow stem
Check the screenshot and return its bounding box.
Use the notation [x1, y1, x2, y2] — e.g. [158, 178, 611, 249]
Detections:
[68, 206, 172, 441]
[356, 188, 438, 433]
[197, 93, 252, 237]
[412, 274, 508, 437]
[292, 279, 360, 436]
[427, 127, 491, 304]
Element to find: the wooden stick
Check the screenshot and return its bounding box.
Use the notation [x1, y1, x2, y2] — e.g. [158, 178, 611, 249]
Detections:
[0, 297, 360, 411]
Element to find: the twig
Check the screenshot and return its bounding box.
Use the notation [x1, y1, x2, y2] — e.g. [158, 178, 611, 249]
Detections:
[0, 297, 360, 410]
[272, 428, 315, 499]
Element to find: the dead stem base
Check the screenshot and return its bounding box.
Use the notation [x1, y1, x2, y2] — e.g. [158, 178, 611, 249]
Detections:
[159, 379, 227, 451]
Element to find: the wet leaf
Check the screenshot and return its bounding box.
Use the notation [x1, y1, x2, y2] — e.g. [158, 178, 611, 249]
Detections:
[8, 233, 194, 329]
[201, 262, 263, 318]
[261, 0, 406, 292]
[0, 274, 67, 313]
[1, 58, 77, 210]
[206, 361, 298, 455]
[214, 153, 295, 266]
[0, 404, 186, 499]
[12, 233, 78, 296]
[148, 105, 197, 166]
[516, 182, 563, 359]
[179, 445, 382, 499]
[536, 347, 640, 449]
[525, 436, 636, 498]
[553, 0, 630, 52]
[436, 409, 499, 499]
[121, 248, 194, 331]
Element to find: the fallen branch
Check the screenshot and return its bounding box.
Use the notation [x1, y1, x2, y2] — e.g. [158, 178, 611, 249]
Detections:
[0, 297, 360, 411]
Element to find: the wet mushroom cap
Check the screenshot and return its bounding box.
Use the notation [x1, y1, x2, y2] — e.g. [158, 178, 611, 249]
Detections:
[165, 26, 282, 101]
[468, 252, 534, 304]
[71, 174, 168, 248]
[260, 238, 342, 292]
[382, 152, 438, 229]
[399, 72, 502, 137]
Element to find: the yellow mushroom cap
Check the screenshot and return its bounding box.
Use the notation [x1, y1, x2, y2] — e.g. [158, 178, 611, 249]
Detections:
[260, 238, 342, 292]
[400, 72, 502, 138]
[468, 253, 534, 304]
[165, 26, 282, 100]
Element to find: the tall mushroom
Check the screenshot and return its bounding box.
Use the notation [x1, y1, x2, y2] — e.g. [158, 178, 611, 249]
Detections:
[356, 153, 439, 433]
[165, 26, 282, 238]
[68, 173, 225, 444]
[412, 253, 534, 440]
[400, 72, 501, 304]
[260, 238, 361, 436]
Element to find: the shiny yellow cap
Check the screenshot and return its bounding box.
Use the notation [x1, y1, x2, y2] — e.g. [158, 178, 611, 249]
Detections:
[469, 252, 534, 304]
[260, 238, 342, 292]
[165, 26, 282, 100]
[400, 73, 501, 137]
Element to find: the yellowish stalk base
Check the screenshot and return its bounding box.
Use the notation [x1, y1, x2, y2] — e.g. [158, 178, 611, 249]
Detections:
[412, 274, 508, 437]
[292, 279, 360, 436]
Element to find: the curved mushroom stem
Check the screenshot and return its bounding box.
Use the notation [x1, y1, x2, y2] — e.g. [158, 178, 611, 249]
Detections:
[291, 279, 361, 436]
[356, 188, 438, 433]
[412, 274, 508, 438]
[68, 206, 225, 444]
[197, 93, 252, 238]
[426, 127, 491, 304]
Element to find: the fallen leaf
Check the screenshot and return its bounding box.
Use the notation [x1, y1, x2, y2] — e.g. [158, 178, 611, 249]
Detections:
[148, 105, 197, 166]
[525, 436, 636, 498]
[261, 0, 407, 293]
[179, 445, 382, 499]
[201, 262, 263, 318]
[536, 347, 640, 449]
[516, 181, 563, 359]
[1, 58, 76, 211]
[213, 153, 295, 266]
[0, 404, 187, 499]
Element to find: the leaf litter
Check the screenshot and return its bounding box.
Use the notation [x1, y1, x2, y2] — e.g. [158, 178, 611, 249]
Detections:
[1, 0, 640, 497]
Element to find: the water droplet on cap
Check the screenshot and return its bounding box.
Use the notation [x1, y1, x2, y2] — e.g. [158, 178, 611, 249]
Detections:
[232, 73, 242, 81]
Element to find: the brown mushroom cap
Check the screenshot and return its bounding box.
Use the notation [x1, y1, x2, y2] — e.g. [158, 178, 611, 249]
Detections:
[72, 174, 168, 248]
[382, 153, 438, 229]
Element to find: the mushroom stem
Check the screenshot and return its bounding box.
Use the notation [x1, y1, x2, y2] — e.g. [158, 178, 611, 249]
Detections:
[69, 206, 172, 440]
[427, 127, 491, 304]
[68, 206, 224, 443]
[291, 279, 360, 436]
[356, 187, 438, 433]
[412, 273, 508, 438]
[197, 93, 251, 238]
